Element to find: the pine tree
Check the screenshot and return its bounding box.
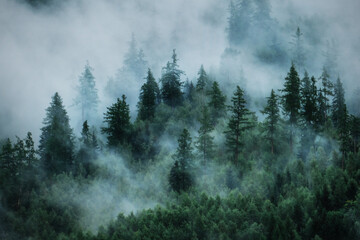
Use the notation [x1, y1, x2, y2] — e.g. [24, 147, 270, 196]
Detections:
[290, 27, 306, 70]
[261, 89, 280, 154]
[184, 80, 196, 103]
[195, 106, 215, 164]
[160, 49, 184, 107]
[137, 69, 160, 121]
[77, 121, 98, 176]
[208, 81, 226, 123]
[281, 63, 301, 124]
[316, 88, 327, 128]
[123, 34, 147, 79]
[320, 67, 334, 119]
[74, 62, 99, 123]
[39, 92, 74, 175]
[169, 129, 193, 192]
[281, 63, 301, 151]
[349, 115, 360, 153]
[196, 65, 209, 92]
[102, 94, 132, 148]
[332, 77, 346, 129]
[24, 132, 37, 167]
[225, 86, 254, 164]
[300, 72, 318, 126]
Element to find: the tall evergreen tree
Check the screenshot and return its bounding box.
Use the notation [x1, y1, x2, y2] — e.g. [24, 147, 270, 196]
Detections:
[320, 67, 334, 119]
[349, 115, 360, 153]
[300, 72, 318, 126]
[77, 121, 98, 176]
[281, 63, 301, 151]
[169, 129, 193, 192]
[196, 65, 209, 92]
[160, 49, 184, 107]
[316, 88, 327, 128]
[208, 81, 226, 122]
[332, 77, 346, 129]
[195, 106, 215, 164]
[137, 69, 160, 121]
[225, 86, 254, 164]
[102, 95, 132, 148]
[39, 92, 74, 175]
[74, 62, 99, 123]
[261, 89, 280, 154]
[281, 63, 301, 124]
[290, 27, 306, 70]
[123, 34, 147, 79]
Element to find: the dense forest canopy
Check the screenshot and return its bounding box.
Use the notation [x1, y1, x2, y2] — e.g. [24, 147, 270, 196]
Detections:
[1, 0, 360, 239]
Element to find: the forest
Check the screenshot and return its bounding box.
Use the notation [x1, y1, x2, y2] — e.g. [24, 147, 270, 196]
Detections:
[1, 0, 360, 239]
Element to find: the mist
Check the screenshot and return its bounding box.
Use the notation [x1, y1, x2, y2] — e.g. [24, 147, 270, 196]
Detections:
[1, 0, 359, 142]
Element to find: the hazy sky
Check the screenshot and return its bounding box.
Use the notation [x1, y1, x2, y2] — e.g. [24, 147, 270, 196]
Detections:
[0, 0, 359, 143]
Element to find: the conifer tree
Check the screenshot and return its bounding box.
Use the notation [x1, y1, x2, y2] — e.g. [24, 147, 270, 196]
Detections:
[208, 81, 226, 122]
[281, 63, 301, 124]
[225, 86, 254, 164]
[290, 27, 306, 70]
[123, 34, 147, 79]
[77, 121, 98, 176]
[320, 67, 334, 119]
[24, 132, 36, 167]
[160, 49, 184, 107]
[102, 95, 132, 148]
[184, 80, 196, 103]
[196, 65, 209, 92]
[169, 129, 193, 192]
[300, 72, 318, 125]
[137, 69, 160, 121]
[316, 88, 327, 128]
[332, 77, 346, 129]
[261, 89, 280, 154]
[349, 115, 360, 153]
[195, 106, 215, 164]
[39, 92, 74, 175]
[280, 63, 301, 151]
[74, 62, 99, 123]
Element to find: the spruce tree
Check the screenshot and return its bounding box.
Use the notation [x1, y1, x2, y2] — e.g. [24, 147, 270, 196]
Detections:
[208, 81, 226, 122]
[332, 77, 346, 129]
[195, 106, 215, 164]
[225, 86, 254, 164]
[77, 121, 98, 176]
[316, 88, 327, 128]
[39, 92, 74, 175]
[300, 72, 318, 126]
[102, 94, 132, 148]
[349, 115, 360, 153]
[290, 27, 306, 70]
[280, 63, 301, 151]
[169, 129, 193, 192]
[320, 67, 334, 119]
[196, 65, 209, 92]
[261, 89, 280, 154]
[160, 49, 184, 107]
[137, 68, 160, 121]
[74, 62, 99, 123]
[281, 63, 301, 124]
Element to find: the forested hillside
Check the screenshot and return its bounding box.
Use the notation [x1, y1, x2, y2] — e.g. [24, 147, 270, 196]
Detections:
[1, 0, 360, 239]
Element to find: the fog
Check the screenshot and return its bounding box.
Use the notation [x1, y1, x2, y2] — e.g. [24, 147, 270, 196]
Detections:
[1, 0, 360, 142]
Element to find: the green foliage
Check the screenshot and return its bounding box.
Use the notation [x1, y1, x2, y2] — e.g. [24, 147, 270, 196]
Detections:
[39, 92, 75, 176]
[261, 89, 280, 154]
[225, 86, 254, 164]
[102, 95, 132, 148]
[137, 68, 160, 121]
[169, 129, 194, 192]
[74, 62, 99, 123]
[160, 49, 184, 107]
[195, 106, 215, 164]
[208, 81, 226, 123]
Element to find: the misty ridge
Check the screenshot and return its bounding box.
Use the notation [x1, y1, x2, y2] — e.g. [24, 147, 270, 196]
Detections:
[1, 0, 360, 240]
